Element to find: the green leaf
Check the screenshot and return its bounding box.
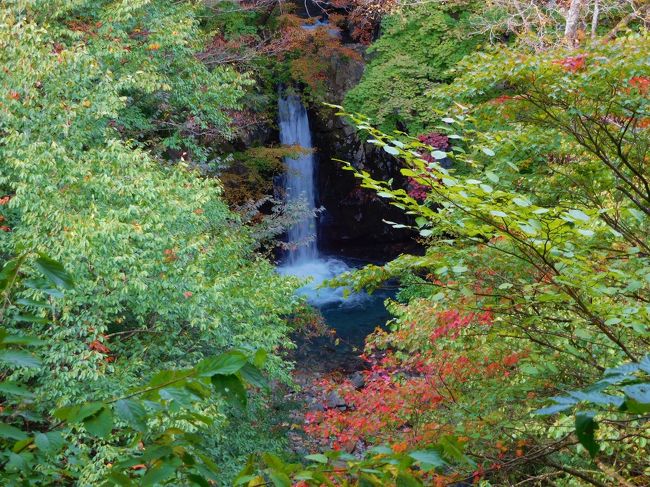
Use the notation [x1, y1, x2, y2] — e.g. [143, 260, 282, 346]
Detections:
[575, 412, 599, 457]
[567, 209, 590, 222]
[624, 398, 650, 414]
[34, 432, 64, 455]
[305, 453, 328, 464]
[13, 313, 50, 324]
[409, 450, 446, 469]
[34, 255, 74, 289]
[15, 298, 52, 309]
[115, 399, 147, 431]
[253, 349, 268, 368]
[212, 375, 247, 409]
[268, 470, 291, 487]
[485, 171, 499, 183]
[83, 407, 114, 438]
[512, 197, 531, 207]
[383, 145, 400, 156]
[415, 217, 428, 228]
[569, 391, 624, 407]
[0, 256, 26, 292]
[439, 435, 474, 466]
[0, 423, 28, 441]
[66, 402, 104, 423]
[396, 473, 424, 487]
[2, 334, 46, 346]
[623, 384, 650, 404]
[482, 147, 495, 157]
[0, 350, 41, 369]
[239, 363, 267, 389]
[196, 351, 247, 377]
[639, 355, 650, 374]
[0, 381, 33, 397]
[141, 463, 177, 487]
[294, 471, 315, 481]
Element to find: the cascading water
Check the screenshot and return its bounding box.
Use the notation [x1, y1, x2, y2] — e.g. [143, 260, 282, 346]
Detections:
[278, 94, 361, 306]
[277, 92, 394, 371]
[278, 94, 318, 265]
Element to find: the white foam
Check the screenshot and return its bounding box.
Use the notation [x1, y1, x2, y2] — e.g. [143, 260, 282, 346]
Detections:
[279, 257, 368, 307]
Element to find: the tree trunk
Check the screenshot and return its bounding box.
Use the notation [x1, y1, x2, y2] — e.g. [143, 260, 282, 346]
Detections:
[564, 0, 584, 46]
[591, 0, 600, 38]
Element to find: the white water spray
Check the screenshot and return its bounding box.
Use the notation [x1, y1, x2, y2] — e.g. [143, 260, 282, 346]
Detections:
[277, 94, 365, 306]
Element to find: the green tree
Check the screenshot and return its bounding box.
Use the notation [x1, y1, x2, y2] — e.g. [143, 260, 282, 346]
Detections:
[324, 32, 650, 484]
[344, 1, 481, 134]
[1, 1, 299, 482]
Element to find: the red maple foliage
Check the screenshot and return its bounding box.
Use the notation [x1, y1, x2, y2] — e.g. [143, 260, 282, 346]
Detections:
[552, 54, 586, 72]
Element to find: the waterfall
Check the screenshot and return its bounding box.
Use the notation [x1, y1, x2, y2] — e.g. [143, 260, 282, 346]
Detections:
[278, 93, 365, 306]
[278, 94, 318, 265]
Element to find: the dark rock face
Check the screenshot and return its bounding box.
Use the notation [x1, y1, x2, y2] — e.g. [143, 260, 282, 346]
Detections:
[310, 104, 415, 259]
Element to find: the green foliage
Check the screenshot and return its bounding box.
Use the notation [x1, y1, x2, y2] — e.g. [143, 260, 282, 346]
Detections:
[239, 443, 476, 486]
[0, 1, 300, 482]
[344, 1, 482, 134]
[328, 33, 650, 484]
[0, 254, 277, 485]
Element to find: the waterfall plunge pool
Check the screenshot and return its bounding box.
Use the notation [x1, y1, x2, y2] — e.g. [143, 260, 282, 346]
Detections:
[279, 255, 395, 372]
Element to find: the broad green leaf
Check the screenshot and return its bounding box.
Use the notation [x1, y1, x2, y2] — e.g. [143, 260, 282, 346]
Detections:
[439, 435, 473, 465]
[0, 381, 33, 397]
[196, 351, 247, 377]
[239, 363, 267, 389]
[409, 450, 446, 469]
[0, 423, 28, 441]
[34, 255, 74, 289]
[396, 473, 424, 487]
[0, 350, 41, 369]
[512, 197, 531, 207]
[485, 171, 499, 183]
[34, 432, 64, 455]
[535, 404, 573, 416]
[141, 463, 177, 487]
[623, 384, 650, 404]
[212, 375, 247, 409]
[268, 470, 291, 487]
[575, 412, 599, 457]
[0, 256, 26, 292]
[639, 355, 650, 374]
[84, 407, 114, 438]
[567, 209, 590, 222]
[305, 453, 328, 464]
[115, 399, 147, 431]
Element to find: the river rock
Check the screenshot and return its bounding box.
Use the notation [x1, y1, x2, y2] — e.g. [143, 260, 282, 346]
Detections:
[349, 371, 365, 390]
[325, 390, 346, 409]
